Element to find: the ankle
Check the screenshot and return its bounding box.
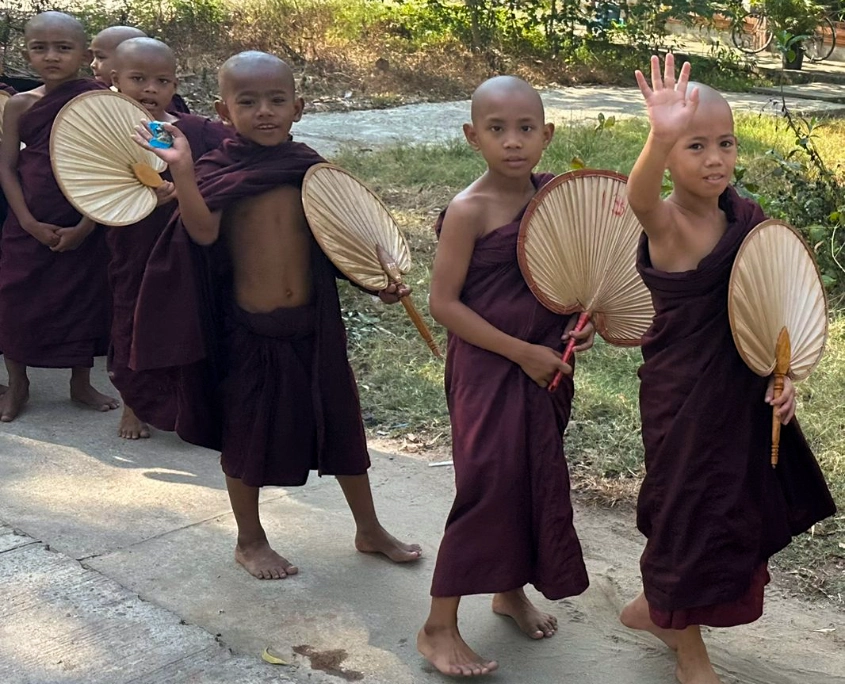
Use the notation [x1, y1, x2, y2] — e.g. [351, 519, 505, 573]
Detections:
[236, 533, 268, 549]
[422, 621, 458, 637]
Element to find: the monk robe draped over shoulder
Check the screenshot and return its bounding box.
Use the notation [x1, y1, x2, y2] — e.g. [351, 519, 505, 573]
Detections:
[131, 135, 370, 483]
[636, 187, 836, 626]
[0, 79, 111, 368]
[430, 173, 589, 600]
[0, 83, 16, 231]
[106, 114, 230, 427]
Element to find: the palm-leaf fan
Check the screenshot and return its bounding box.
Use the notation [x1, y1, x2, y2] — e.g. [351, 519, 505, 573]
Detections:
[518, 169, 654, 392]
[0, 89, 11, 139]
[302, 163, 442, 359]
[728, 219, 828, 468]
[50, 90, 167, 227]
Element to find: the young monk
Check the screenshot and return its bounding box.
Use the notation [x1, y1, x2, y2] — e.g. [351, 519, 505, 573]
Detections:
[105, 37, 230, 439]
[90, 25, 190, 114]
[0, 11, 116, 421]
[0, 82, 14, 395]
[620, 55, 836, 684]
[418, 75, 594, 677]
[132, 50, 421, 579]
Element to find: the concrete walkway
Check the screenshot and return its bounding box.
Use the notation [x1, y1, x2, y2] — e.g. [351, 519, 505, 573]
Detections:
[291, 85, 845, 155]
[1, 362, 844, 684]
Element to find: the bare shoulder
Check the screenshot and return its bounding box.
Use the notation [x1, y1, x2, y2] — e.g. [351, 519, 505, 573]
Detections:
[3, 90, 40, 120]
[441, 185, 487, 240]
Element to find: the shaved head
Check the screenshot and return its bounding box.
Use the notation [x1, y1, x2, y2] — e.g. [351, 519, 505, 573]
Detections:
[471, 75, 544, 123]
[688, 81, 733, 119]
[218, 51, 295, 97]
[114, 37, 177, 71]
[24, 11, 87, 45]
[92, 26, 146, 49]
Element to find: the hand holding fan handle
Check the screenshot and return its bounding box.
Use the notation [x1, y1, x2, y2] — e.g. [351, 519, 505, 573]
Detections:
[375, 245, 443, 359]
[771, 327, 791, 468]
[548, 311, 591, 393]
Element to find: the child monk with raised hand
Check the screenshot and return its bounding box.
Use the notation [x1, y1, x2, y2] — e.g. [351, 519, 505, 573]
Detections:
[418, 76, 593, 677]
[0, 11, 116, 421]
[105, 37, 230, 439]
[132, 51, 420, 579]
[620, 54, 835, 684]
[90, 25, 190, 114]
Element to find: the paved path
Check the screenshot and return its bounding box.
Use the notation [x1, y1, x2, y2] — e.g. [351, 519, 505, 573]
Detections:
[292, 85, 845, 155]
[1, 363, 844, 683]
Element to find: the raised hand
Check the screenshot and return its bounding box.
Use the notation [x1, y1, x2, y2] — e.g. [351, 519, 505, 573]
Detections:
[634, 54, 699, 144]
[132, 121, 194, 174]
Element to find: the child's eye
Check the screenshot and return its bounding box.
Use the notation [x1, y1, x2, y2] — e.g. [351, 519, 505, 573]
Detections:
[159, 79, 171, 85]
[131, 76, 143, 82]
[272, 97, 286, 105]
[522, 125, 534, 132]
[490, 125, 502, 132]
[689, 143, 703, 150]
[237, 99, 254, 106]
[721, 140, 735, 148]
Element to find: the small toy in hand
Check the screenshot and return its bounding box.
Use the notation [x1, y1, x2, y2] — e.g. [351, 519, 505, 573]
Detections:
[147, 121, 173, 149]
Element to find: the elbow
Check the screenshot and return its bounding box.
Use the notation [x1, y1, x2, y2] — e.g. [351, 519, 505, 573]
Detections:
[428, 293, 449, 327]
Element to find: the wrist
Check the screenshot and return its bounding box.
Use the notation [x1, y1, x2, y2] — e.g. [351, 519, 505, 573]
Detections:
[503, 339, 529, 365]
[169, 162, 196, 181]
[647, 131, 679, 151]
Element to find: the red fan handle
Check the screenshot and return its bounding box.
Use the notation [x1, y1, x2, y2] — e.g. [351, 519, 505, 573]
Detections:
[770, 327, 791, 468]
[548, 311, 591, 394]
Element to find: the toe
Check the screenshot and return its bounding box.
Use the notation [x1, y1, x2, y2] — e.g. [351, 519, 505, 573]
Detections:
[286, 565, 299, 575]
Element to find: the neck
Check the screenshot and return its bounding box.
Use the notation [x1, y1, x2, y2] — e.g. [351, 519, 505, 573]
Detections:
[42, 75, 81, 93]
[480, 167, 535, 197]
[668, 185, 724, 219]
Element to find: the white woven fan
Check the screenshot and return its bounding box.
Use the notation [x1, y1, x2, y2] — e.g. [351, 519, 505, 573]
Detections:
[518, 169, 654, 391]
[0, 89, 11, 139]
[50, 90, 167, 227]
[728, 218, 828, 467]
[302, 163, 442, 358]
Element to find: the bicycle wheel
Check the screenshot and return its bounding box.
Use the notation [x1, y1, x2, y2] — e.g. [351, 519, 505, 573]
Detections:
[732, 11, 774, 54]
[805, 17, 836, 62]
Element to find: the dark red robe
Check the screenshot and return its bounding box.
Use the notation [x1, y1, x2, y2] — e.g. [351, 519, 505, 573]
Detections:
[429, 173, 589, 600]
[105, 114, 230, 426]
[0, 83, 16, 230]
[636, 187, 836, 629]
[131, 135, 370, 486]
[0, 79, 112, 368]
[167, 93, 190, 115]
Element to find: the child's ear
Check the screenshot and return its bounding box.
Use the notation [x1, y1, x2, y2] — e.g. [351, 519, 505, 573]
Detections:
[111, 71, 120, 90]
[214, 98, 231, 125]
[463, 123, 479, 150]
[292, 96, 305, 123]
[20, 47, 31, 65]
[543, 122, 555, 148]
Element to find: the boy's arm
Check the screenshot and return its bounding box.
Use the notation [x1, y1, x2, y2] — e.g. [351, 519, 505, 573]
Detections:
[133, 122, 222, 245]
[0, 96, 60, 248]
[429, 199, 570, 387]
[628, 55, 699, 241]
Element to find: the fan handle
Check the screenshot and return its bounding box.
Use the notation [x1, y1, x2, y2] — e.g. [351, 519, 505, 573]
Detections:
[375, 245, 443, 359]
[770, 327, 791, 468]
[132, 162, 164, 189]
[548, 311, 590, 393]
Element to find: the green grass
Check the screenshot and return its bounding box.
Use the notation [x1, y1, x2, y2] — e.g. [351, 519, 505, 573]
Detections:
[333, 113, 845, 599]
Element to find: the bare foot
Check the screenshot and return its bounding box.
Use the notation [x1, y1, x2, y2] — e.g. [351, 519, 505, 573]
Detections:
[235, 540, 299, 580]
[0, 381, 29, 422]
[70, 379, 120, 412]
[355, 526, 422, 563]
[417, 624, 498, 677]
[676, 627, 723, 684]
[118, 405, 151, 439]
[492, 588, 557, 639]
[620, 593, 679, 651]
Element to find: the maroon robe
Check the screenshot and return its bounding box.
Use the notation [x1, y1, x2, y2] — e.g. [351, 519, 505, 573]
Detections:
[0, 83, 16, 230]
[106, 114, 230, 426]
[636, 187, 836, 628]
[430, 173, 589, 600]
[131, 135, 370, 485]
[0, 79, 112, 368]
[167, 93, 190, 115]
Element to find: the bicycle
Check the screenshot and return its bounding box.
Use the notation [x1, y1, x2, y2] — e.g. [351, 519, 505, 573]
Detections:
[731, 4, 837, 62]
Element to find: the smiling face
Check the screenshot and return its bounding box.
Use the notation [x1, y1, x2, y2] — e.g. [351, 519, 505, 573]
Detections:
[215, 53, 303, 146]
[667, 98, 737, 200]
[22, 12, 88, 85]
[111, 38, 178, 121]
[464, 76, 553, 179]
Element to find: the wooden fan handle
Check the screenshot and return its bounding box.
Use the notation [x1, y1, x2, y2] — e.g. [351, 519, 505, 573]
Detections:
[401, 295, 443, 359]
[770, 327, 792, 468]
[548, 311, 590, 394]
